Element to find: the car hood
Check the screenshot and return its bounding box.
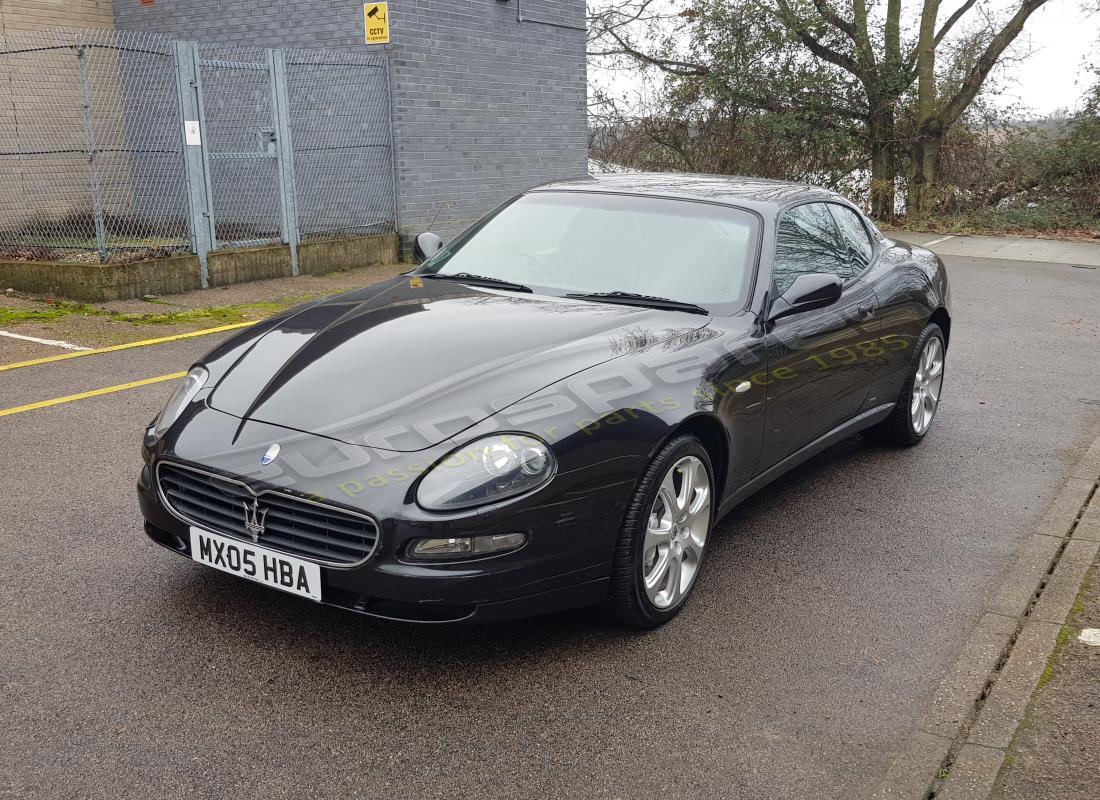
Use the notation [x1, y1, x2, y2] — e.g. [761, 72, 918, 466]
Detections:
[207, 276, 709, 451]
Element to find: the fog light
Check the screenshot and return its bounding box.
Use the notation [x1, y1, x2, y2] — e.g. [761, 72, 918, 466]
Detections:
[410, 532, 527, 560]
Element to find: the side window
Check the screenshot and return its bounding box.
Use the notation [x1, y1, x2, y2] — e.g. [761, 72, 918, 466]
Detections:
[828, 204, 874, 274]
[772, 203, 847, 294]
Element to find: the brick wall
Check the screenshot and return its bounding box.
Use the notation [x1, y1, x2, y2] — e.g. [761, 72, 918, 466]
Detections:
[111, 0, 588, 242]
[386, 1, 587, 240]
[0, 0, 114, 32]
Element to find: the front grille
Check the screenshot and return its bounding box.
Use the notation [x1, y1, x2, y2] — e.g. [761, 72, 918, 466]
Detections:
[157, 462, 378, 565]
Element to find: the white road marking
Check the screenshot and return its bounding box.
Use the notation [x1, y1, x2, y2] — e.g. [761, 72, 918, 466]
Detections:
[0, 329, 92, 351]
[923, 234, 957, 248]
[1078, 628, 1100, 647]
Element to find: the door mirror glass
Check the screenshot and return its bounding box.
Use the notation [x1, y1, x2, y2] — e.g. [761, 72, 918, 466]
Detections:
[772, 202, 848, 294]
[768, 272, 842, 322]
[827, 204, 874, 274]
[414, 231, 444, 263]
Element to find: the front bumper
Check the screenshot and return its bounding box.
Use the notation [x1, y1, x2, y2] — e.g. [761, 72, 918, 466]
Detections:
[137, 451, 636, 623]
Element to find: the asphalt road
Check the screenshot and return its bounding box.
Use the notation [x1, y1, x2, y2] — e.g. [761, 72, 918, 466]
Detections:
[2, 239, 1098, 800]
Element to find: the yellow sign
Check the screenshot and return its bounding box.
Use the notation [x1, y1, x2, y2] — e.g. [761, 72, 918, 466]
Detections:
[364, 3, 390, 44]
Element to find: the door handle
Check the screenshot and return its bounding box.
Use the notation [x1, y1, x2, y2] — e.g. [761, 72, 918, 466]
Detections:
[858, 303, 875, 320]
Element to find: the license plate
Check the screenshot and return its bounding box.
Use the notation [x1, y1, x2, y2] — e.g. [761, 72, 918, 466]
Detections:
[189, 527, 322, 602]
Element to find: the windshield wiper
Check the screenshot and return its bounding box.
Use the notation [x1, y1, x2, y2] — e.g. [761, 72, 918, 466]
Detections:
[423, 272, 532, 293]
[566, 291, 708, 315]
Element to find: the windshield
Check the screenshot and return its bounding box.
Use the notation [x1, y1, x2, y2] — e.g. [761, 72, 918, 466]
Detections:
[418, 191, 760, 311]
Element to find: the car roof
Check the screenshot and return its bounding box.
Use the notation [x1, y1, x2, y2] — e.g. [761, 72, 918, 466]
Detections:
[530, 172, 848, 215]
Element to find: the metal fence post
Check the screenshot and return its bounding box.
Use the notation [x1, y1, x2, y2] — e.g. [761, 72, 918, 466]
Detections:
[384, 51, 400, 236]
[269, 49, 300, 276]
[173, 40, 215, 287]
[76, 36, 108, 263]
[190, 42, 218, 257]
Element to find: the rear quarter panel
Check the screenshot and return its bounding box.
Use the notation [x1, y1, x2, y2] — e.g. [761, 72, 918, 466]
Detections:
[864, 238, 949, 409]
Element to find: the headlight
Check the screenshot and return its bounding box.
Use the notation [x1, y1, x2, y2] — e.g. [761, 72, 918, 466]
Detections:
[150, 366, 208, 441]
[416, 433, 556, 511]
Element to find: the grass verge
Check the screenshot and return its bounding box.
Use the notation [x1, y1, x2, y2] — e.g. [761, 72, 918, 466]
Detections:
[0, 294, 325, 328]
[883, 206, 1100, 242]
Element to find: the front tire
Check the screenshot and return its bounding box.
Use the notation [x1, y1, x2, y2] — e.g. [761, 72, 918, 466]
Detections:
[871, 322, 946, 446]
[608, 436, 714, 628]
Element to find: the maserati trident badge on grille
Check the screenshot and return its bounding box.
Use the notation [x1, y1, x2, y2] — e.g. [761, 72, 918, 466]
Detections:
[261, 443, 281, 465]
[243, 499, 268, 543]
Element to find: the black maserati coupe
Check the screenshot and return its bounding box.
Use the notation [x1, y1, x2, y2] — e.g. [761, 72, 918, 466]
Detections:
[138, 174, 951, 627]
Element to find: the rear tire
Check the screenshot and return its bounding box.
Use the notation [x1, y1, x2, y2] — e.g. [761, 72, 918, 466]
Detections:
[870, 322, 946, 446]
[608, 435, 714, 628]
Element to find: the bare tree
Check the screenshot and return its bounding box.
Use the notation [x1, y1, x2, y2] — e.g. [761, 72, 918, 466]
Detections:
[590, 0, 1054, 219]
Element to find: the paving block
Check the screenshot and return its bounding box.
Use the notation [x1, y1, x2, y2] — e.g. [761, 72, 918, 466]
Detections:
[986, 534, 1062, 618]
[1069, 436, 1100, 481]
[937, 743, 1007, 800]
[968, 619, 1062, 750]
[871, 730, 953, 800]
[1030, 540, 1100, 624]
[1074, 501, 1100, 543]
[1036, 478, 1094, 539]
[1059, 537, 1100, 570]
[916, 613, 1017, 740]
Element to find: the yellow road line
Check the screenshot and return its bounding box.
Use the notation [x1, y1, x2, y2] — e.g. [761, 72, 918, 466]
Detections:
[0, 321, 254, 373]
[0, 371, 186, 418]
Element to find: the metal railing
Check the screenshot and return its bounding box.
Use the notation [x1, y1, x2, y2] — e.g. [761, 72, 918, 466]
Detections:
[0, 29, 396, 285]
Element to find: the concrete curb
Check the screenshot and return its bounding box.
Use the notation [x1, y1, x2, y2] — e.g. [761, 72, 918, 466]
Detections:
[874, 434, 1100, 799]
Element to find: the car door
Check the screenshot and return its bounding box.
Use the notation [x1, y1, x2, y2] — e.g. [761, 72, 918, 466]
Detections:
[759, 202, 881, 469]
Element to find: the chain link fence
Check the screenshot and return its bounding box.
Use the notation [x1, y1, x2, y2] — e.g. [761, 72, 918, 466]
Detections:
[0, 28, 396, 278]
[0, 29, 189, 262]
[285, 48, 394, 242]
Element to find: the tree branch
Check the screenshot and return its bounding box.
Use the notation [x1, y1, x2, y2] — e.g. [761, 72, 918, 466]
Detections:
[935, 0, 981, 46]
[905, 0, 982, 77]
[885, 0, 902, 66]
[586, 0, 664, 40]
[774, 0, 863, 76]
[589, 27, 711, 77]
[914, 0, 943, 131]
[937, 0, 1051, 127]
[851, 0, 877, 68]
[811, 0, 857, 41]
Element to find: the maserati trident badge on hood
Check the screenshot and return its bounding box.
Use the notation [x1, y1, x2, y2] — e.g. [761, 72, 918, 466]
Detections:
[260, 443, 281, 465]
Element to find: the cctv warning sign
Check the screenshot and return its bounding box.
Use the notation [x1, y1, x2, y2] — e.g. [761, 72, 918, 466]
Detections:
[364, 3, 390, 44]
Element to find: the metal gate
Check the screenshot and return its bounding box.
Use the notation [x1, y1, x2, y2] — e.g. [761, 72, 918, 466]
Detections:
[198, 45, 288, 249]
[173, 43, 299, 280]
[1, 28, 396, 281]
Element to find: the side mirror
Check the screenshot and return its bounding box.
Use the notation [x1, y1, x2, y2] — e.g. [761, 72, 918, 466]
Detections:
[767, 273, 842, 323]
[414, 231, 444, 263]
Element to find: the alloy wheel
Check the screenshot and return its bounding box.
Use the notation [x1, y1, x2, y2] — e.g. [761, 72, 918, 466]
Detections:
[910, 336, 944, 435]
[641, 455, 711, 609]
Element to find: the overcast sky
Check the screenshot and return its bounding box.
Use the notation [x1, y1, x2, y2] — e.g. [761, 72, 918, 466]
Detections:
[1001, 2, 1096, 114]
[589, 0, 1098, 117]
